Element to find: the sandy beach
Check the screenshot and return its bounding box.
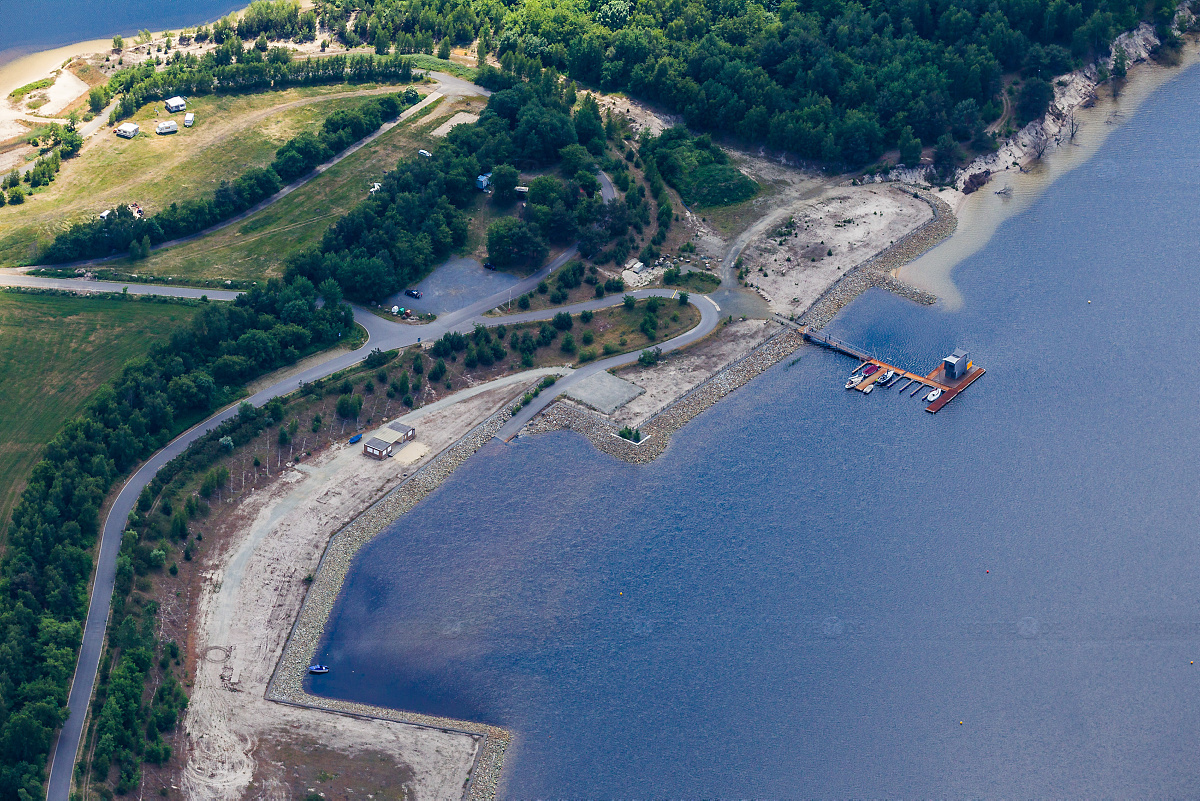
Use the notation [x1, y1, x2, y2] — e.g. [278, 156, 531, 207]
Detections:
[894, 29, 1200, 306]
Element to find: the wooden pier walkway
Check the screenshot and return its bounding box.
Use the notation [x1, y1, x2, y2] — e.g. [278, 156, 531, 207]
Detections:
[803, 329, 984, 413]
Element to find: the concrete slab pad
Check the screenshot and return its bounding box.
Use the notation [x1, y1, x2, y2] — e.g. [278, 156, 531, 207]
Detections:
[565, 371, 645, 415]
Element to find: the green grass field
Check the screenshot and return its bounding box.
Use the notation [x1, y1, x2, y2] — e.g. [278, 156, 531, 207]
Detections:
[0, 83, 416, 267]
[117, 94, 465, 282]
[0, 291, 198, 532]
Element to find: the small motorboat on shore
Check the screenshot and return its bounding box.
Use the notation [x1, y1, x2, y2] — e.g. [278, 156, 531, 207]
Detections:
[925, 388, 943, 402]
[308, 664, 330, 674]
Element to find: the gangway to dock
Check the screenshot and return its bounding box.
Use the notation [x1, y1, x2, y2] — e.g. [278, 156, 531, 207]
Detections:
[802, 329, 984, 413]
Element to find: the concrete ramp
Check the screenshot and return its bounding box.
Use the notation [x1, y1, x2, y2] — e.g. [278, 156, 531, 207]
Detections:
[565, 371, 644, 415]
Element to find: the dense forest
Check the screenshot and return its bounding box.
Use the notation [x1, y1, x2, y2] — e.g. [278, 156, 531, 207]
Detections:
[43, 91, 416, 264]
[0, 281, 351, 798]
[285, 69, 642, 298]
[319, 0, 1178, 164]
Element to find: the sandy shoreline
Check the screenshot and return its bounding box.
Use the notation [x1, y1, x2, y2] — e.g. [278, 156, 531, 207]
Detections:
[265, 401, 521, 800]
[13, 8, 1199, 799]
[894, 28, 1200, 305]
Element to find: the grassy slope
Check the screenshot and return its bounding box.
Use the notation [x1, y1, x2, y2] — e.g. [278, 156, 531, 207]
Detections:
[0, 84, 412, 266]
[117, 94, 469, 281]
[0, 292, 197, 532]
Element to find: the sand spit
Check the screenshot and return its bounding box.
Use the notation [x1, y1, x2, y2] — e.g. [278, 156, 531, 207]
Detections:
[266, 402, 521, 801]
[526, 328, 807, 463]
[797, 189, 951, 330]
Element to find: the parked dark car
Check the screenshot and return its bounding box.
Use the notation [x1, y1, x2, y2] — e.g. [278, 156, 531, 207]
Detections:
[404, 289, 422, 299]
[484, 262, 496, 270]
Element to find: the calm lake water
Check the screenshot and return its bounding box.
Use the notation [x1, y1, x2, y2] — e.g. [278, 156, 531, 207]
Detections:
[0, 1, 242, 66]
[311, 64, 1200, 796]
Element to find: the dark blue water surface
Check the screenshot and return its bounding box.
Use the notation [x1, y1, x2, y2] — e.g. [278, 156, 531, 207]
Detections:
[313, 65, 1200, 796]
[0, 1, 242, 66]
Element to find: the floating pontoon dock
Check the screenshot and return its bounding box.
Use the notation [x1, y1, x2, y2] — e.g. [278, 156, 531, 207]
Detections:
[803, 330, 985, 413]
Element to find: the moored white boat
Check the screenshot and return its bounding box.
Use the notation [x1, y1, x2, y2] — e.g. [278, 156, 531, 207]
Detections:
[925, 388, 943, 402]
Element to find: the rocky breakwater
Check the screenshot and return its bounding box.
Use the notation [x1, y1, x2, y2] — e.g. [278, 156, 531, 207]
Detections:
[799, 187, 952, 330]
[526, 329, 807, 464]
[267, 401, 522, 801]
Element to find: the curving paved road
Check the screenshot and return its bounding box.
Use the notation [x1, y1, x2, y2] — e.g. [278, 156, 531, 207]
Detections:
[40, 244, 717, 800]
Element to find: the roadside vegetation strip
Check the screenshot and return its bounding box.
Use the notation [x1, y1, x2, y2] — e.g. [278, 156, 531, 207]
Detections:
[0, 289, 200, 535]
[267, 399, 523, 801]
[1, 279, 352, 800]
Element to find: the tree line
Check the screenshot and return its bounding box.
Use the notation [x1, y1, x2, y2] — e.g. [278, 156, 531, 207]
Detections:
[0, 279, 351, 798]
[42, 91, 415, 265]
[332, 0, 1174, 166]
[105, 51, 415, 124]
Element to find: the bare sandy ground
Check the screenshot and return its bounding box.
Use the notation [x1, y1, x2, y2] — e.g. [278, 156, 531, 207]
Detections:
[738, 187, 931, 316]
[0, 39, 109, 137]
[430, 111, 479, 138]
[183, 380, 529, 800]
[613, 319, 779, 426]
[34, 69, 89, 116]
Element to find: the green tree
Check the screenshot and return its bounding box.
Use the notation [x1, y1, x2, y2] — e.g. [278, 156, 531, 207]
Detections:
[491, 164, 519, 203]
[487, 218, 548, 269]
[171, 510, 188, 539]
[1017, 79, 1054, 125]
[438, 38, 451, 60]
[112, 35, 124, 50]
[335, 394, 362, 419]
[558, 143, 594, 177]
[1112, 46, 1128, 80]
[934, 133, 959, 174]
[88, 86, 108, 113]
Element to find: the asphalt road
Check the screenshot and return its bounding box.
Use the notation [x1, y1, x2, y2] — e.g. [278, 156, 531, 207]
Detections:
[38, 242, 722, 800]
